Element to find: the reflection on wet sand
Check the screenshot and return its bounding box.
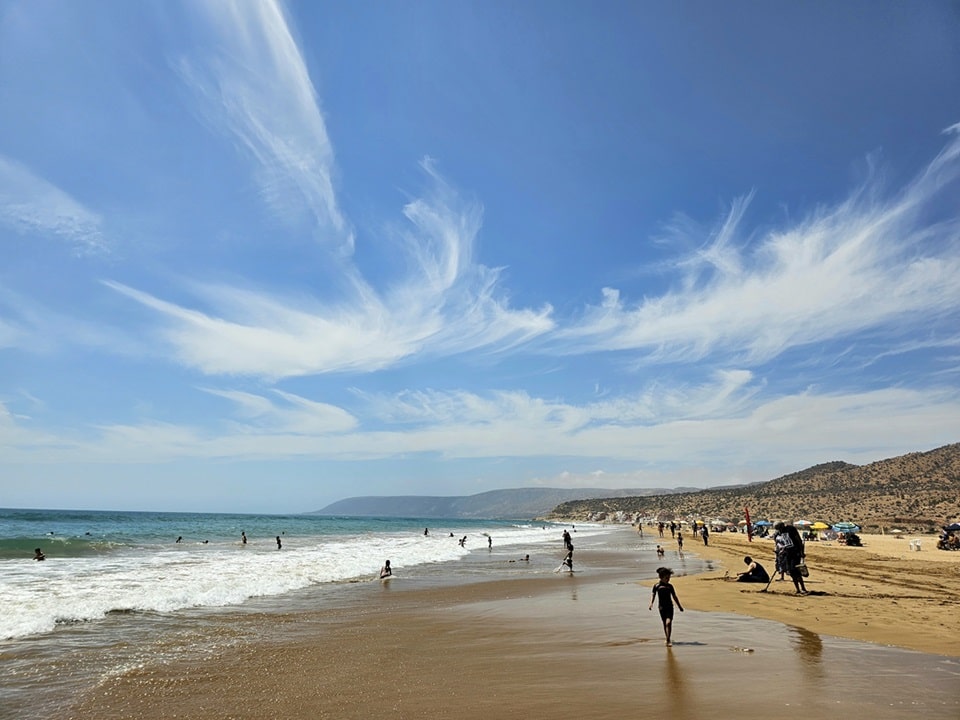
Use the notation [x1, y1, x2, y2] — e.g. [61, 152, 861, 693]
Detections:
[790, 624, 824, 682]
[663, 648, 689, 718]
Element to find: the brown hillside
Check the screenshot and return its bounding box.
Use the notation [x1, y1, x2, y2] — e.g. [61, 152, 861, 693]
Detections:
[548, 443, 960, 532]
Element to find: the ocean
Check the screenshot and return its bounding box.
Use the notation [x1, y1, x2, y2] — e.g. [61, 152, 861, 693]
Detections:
[0, 508, 612, 719]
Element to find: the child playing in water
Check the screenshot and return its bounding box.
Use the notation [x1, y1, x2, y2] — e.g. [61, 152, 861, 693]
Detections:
[648, 567, 684, 646]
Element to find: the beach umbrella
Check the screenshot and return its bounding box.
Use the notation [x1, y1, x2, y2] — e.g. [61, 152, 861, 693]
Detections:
[754, 520, 772, 527]
[943, 522, 960, 532]
[832, 522, 860, 533]
[811, 522, 830, 530]
[794, 520, 813, 527]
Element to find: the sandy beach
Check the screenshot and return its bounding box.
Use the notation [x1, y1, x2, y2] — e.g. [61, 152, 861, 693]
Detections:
[673, 530, 960, 657]
[62, 528, 959, 720]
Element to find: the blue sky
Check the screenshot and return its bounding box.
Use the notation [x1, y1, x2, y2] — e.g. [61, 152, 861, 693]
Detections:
[1, 1, 959, 513]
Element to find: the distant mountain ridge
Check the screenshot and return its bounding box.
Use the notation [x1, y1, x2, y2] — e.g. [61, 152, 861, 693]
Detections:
[548, 443, 960, 531]
[313, 487, 693, 520]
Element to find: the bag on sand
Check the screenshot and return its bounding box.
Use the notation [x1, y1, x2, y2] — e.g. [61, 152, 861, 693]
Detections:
[797, 561, 809, 578]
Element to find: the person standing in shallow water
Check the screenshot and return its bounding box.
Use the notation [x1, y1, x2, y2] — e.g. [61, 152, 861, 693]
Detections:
[649, 567, 684, 646]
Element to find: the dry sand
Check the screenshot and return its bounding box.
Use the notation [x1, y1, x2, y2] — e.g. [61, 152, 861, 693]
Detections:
[64, 529, 960, 720]
[677, 530, 960, 656]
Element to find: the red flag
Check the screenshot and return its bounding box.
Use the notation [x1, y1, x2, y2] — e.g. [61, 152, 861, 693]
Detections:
[745, 507, 753, 542]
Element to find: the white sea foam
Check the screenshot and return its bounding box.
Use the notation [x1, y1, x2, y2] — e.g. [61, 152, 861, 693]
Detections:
[0, 523, 605, 641]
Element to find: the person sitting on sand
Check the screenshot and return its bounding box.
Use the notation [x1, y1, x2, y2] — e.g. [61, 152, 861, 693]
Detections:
[33, 547, 45, 561]
[648, 567, 684, 646]
[379, 560, 392, 579]
[736, 556, 770, 583]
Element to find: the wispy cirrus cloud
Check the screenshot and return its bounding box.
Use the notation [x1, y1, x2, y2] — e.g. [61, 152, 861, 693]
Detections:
[105, 162, 554, 379]
[557, 126, 960, 366]
[89, 1, 554, 379]
[202, 387, 358, 434]
[0, 155, 105, 253]
[175, 0, 351, 251]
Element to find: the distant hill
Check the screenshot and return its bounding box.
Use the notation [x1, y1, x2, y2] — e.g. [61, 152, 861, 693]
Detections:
[548, 443, 960, 532]
[313, 487, 693, 520]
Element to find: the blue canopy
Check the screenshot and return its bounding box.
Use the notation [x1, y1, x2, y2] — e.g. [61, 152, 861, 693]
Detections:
[832, 522, 860, 533]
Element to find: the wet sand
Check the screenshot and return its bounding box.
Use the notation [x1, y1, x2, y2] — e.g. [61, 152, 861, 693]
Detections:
[63, 529, 959, 720]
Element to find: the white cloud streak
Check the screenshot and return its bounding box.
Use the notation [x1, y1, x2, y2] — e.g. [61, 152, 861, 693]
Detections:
[175, 0, 351, 251]
[557, 126, 960, 365]
[0, 154, 105, 253]
[105, 124, 960, 381]
[104, 163, 554, 379]
[202, 387, 358, 434]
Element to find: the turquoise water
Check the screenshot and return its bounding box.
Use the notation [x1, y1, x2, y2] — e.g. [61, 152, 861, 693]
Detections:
[0, 507, 581, 640]
[0, 508, 511, 559]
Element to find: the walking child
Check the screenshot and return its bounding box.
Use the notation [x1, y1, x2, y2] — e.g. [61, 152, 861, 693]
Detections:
[649, 567, 684, 646]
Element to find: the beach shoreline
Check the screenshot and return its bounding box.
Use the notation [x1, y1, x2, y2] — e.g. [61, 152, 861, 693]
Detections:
[56, 525, 960, 720]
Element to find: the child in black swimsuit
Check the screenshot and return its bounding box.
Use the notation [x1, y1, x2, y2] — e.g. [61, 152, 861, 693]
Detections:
[648, 567, 684, 646]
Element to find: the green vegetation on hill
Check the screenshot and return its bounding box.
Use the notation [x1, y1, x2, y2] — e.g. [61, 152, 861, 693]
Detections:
[548, 443, 960, 532]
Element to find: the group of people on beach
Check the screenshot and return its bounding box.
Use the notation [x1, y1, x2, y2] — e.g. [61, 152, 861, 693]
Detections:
[718, 522, 807, 593]
[646, 519, 812, 646]
[937, 529, 960, 550]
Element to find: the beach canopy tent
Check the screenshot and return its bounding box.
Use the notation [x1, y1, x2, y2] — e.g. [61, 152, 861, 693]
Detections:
[832, 522, 861, 533]
[811, 522, 830, 530]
